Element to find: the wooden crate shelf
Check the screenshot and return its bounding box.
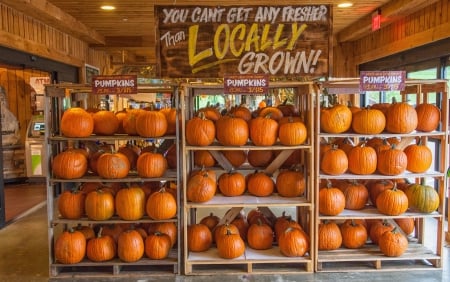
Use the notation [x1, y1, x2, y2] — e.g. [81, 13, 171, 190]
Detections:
[186, 247, 312, 275]
[317, 243, 441, 272]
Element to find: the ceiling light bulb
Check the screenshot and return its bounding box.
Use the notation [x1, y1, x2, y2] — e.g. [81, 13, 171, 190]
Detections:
[101, 5, 116, 11]
[337, 2, 353, 8]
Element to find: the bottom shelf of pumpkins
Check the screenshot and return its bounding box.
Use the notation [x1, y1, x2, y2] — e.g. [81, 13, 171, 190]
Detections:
[316, 217, 441, 265]
[316, 177, 443, 265]
[186, 208, 312, 263]
[52, 181, 180, 266]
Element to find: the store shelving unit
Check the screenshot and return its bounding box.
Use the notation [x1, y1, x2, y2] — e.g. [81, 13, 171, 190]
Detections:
[314, 79, 448, 272]
[44, 83, 181, 278]
[181, 81, 317, 275]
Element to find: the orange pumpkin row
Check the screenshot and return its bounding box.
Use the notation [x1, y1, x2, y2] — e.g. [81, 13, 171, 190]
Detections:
[188, 219, 309, 258]
[55, 222, 177, 264]
[186, 110, 308, 147]
[320, 101, 440, 134]
[318, 219, 410, 257]
[57, 185, 177, 221]
[320, 139, 432, 176]
[60, 107, 178, 138]
[186, 168, 306, 203]
[318, 179, 440, 216]
[52, 149, 169, 179]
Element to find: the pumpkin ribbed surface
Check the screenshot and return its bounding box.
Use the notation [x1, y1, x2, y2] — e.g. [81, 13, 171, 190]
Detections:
[60, 107, 94, 137]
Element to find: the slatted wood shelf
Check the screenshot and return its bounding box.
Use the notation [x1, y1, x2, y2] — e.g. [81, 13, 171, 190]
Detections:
[316, 243, 442, 272]
[185, 247, 313, 275]
[50, 250, 179, 277]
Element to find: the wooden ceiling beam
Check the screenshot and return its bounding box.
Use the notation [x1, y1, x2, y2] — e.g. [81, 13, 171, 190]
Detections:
[337, 0, 440, 43]
[1, 0, 105, 45]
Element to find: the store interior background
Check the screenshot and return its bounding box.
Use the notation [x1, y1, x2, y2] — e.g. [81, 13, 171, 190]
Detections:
[0, 2, 449, 281]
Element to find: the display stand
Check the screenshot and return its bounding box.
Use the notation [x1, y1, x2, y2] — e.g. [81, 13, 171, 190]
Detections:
[315, 78, 448, 272]
[44, 83, 181, 278]
[181, 81, 317, 275]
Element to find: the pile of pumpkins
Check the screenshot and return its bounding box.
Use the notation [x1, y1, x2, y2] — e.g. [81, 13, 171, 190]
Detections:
[186, 104, 308, 147]
[55, 181, 178, 264]
[320, 99, 441, 178]
[60, 106, 177, 138]
[55, 220, 178, 264]
[187, 209, 310, 258]
[319, 178, 440, 217]
[186, 167, 306, 203]
[318, 217, 413, 257]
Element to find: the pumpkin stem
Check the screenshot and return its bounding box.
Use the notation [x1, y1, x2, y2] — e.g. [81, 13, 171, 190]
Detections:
[97, 227, 104, 238]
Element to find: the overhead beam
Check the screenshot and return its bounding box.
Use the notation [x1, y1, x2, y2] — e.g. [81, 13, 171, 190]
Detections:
[337, 0, 440, 43]
[1, 0, 105, 45]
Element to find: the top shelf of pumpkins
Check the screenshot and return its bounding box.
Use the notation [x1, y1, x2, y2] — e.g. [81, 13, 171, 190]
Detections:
[50, 106, 178, 181]
[319, 98, 442, 177]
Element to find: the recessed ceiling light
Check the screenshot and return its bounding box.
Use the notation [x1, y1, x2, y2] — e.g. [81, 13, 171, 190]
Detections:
[337, 2, 353, 8]
[101, 5, 116, 11]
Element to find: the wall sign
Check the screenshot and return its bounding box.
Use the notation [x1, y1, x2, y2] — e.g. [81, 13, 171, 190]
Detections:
[224, 74, 269, 94]
[360, 71, 406, 91]
[92, 75, 138, 95]
[155, 5, 331, 78]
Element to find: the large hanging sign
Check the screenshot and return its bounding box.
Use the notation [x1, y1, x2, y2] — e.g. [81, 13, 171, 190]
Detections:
[155, 5, 331, 78]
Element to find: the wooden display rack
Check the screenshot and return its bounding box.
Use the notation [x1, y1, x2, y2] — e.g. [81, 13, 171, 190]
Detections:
[181, 81, 317, 275]
[44, 83, 182, 278]
[314, 78, 448, 272]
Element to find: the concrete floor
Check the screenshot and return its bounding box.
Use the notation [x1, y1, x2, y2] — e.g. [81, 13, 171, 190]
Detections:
[0, 205, 449, 282]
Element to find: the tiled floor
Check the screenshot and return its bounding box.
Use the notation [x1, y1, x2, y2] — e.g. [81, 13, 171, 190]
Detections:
[0, 203, 449, 282]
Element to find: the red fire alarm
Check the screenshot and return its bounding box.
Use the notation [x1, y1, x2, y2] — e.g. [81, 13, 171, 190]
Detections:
[372, 9, 381, 31]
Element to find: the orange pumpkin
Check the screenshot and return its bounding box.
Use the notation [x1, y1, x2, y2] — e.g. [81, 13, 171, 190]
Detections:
[96, 152, 130, 179]
[379, 228, 408, 257]
[376, 186, 409, 216]
[92, 110, 120, 135]
[136, 151, 168, 178]
[218, 170, 246, 197]
[351, 107, 386, 134]
[57, 189, 86, 219]
[85, 189, 115, 221]
[159, 107, 178, 135]
[215, 115, 249, 146]
[320, 145, 348, 175]
[193, 151, 216, 167]
[52, 150, 88, 179]
[319, 182, 346, 216]
[403, 140, 432, 173]
[318, 220, 342, 250]
[342, 181, 369, 210]
[247, 171, 274, 197]
[369, 220, 394, 245]
[115, 186, 145, 220]
[86, 227, 116, 262]
[54, 229, 86, 264]
[222, 150, 247, 168]
[385, 101, 418, 134]
[146, 188, 177, 220]
[117, 229, 144, 262]
[145, 232, 172, 260]
[347, 143, 377, 175]
[340, 219, 367, 249]
[415, 103, 440, 132]
[216, 228, 246, 259]
[276, 169, 306, 197]
[249, 115, 279, 146]
[247, 219, 274, 250]
[320, 104, 352, 133]
[377, 145, 407, 176]
[278, 227, 310, 257]
[247, 150, 274, 167]
[187, 223, 212, 252]
[186, 170, 216, 203]
[185, 113, 216, 146]
[60, 107, 94, 137]
[122, 109, 143, 135]
[278, 117, 307, 146]
[135, 109, 168, 137]
[147, 222, 177, 247]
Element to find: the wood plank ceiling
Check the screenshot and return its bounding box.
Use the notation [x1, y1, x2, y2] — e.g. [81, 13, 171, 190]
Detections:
[1, 0, 438, 65]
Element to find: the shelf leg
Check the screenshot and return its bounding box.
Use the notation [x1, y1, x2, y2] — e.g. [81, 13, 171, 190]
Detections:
[374, 260, 381, 269]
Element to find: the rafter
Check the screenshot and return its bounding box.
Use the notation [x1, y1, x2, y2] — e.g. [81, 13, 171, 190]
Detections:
[337, 0, 440, 43]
